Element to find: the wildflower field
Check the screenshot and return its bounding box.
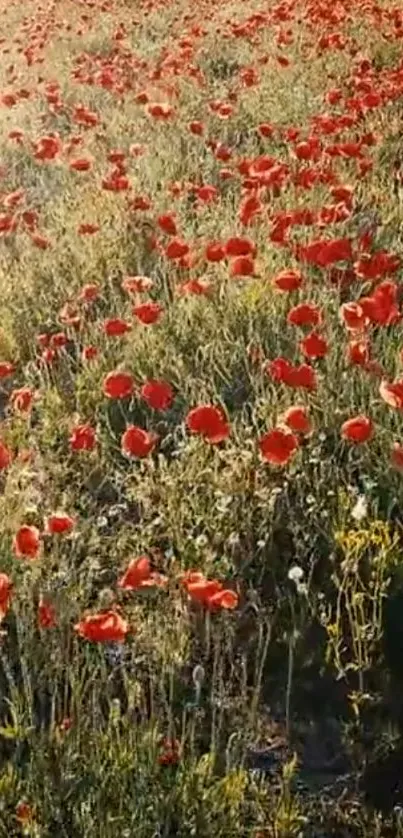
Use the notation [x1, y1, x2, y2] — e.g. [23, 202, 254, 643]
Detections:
[0, 0, 403, 833]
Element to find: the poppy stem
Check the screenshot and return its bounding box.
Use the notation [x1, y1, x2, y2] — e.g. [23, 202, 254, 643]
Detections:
[285, 631, 295, 740]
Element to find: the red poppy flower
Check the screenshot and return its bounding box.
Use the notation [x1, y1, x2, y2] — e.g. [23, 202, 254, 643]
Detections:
[273, 269, 303, 292]
[118, 556, 151, 590]
[0, 573, 12, 618]
[132, 301, 163, 324]
[122, 275, 154, 294]
[141, 380, 173, 410]
[185, 575, 223, 605]
[45, 513, 75, 535]
[103, 318, 132, 337]
[121, 426, 158, 458]
[205, 242, 225, 262]
[146, 102, 174, 120]
[13, 525, 40, 559]
[31, 232, 52, 250]
[346, 339, 370, 367]
[78, 223, 100, 235]
[379, 379, 403, 410]
[82, 345, 98, 362]
[186, 405, 230, 443]
[225, 236, 256, 257]
[0, 440, 11, 470]
[360, 283, 400, 327]
[103, 371, 134, 399]
[257, 122, 274, 137]
[259, 427, 299, 465]
[33, 134, 61, 161]
[40, 348, 57, 366]
[189, 120, 204, 135]
[266, 357, 294, 384]
[207, 589, 239, 610]
[15, 802, 33, 825]
[0, 361, 15, 379]
[339, 302, 367, 331]
[290, 363, 317, 390]
[341, 415, 373, 443]
[178, 278, 212, 297]
[158, 737, 181, 766]
[282, 405, 312, 434]
[157, 213, 178, 236]
[118, 556, 166, 591]
[10, 387, 34, 413]
[50, 332, 68, 349]
[165, 239, 189, 260]
[287, 303, 322, 327]
[78, 283, 100, 302]
[102, 173, 130, 191]
[38, 599, 57, 629]
[298, 237, 353, 267]
[69, 423, 96, 451]
[75, 610, 129, 643]
[300, 331, 329, 359]
[69, 157, 92, 172]
[391, 443, 403, 470]
[230, 255, 256, 277]
[355, 250, 400, 281]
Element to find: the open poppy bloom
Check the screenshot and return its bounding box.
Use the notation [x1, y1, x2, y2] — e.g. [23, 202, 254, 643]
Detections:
[157, 213, 177, 235]
[103, 371, 134, 399]
[230, 255, 256, 277]
[379, 379, 403, 410]
[207, 589, 239, 610]
[266, 358, 317, 390]
[75, 610, 129, 643]
[118, 556, 150, 589]
[300, 331, 329, 359]
[281, 405, 312, 434]
[287, 302, 322, 327]
[13, 525, 40, 559]
[69, 423, 96, 451]
[186, 405, 230, 443]
[103, 318, 132, 337]
[0, 440, 12, 470]
[0, 361, 15, 379]
[45, 513, 75, 535]
[346, 339, 370, 367]
[0, 573, 12, 618]
[10, 387, 34, 413]
[183, 572, 238, 610]
[121, 425, 159, 458]
[340, 302, 368, 331]
[122, 275, 154, 294]
[118, 556, 167, 590]
[165, 239, 189, 260]
[78, 223, 100, 235]
[205, 241, 225, 262]
[158, 737, 181, 766]
[82, 345, 99, 362]
[132, 301, 163, 324]
[273, 268, 303, 292]
[259, 427, 299, 465]
[225, 236, 256, 257]
[38, 598, 57, 629]
[341, 415, 373, 443]
[141, 380, 173, 410]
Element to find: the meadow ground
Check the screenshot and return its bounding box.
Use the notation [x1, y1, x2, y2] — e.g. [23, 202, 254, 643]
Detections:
[0, 0, 402, 834]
